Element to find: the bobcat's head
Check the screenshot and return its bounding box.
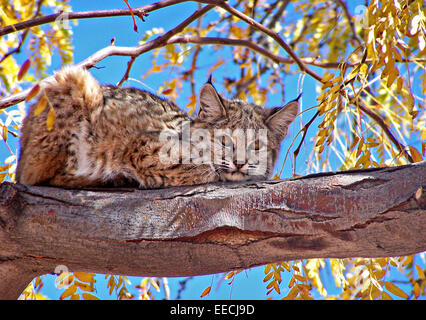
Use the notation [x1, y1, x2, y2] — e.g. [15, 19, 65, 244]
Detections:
[195, 78, 299, 182]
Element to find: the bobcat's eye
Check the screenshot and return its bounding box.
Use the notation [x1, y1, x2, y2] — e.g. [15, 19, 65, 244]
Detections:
[248, 139, 265, 151]
[220, 135, 233, 148]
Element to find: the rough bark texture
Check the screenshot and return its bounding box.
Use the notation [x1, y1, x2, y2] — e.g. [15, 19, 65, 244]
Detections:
[0, 161, 425, 299]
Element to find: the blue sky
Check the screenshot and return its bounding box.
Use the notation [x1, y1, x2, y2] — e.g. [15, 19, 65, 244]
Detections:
[3, 0, 424, 300]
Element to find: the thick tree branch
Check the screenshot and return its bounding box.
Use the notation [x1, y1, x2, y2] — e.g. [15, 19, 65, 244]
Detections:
[0, 161, 425, 299]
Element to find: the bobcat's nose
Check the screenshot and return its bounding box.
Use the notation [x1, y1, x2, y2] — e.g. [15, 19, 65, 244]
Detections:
[234, 162, 245, 170]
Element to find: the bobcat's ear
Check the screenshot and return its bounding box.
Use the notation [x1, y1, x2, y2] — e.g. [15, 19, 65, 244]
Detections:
[198, 82, 226, 122]
[266, 97, 299, 140]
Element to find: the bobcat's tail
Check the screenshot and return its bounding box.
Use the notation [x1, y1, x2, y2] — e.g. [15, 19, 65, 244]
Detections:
[16, 66, 103, 185]
[42, 66, 103, 109]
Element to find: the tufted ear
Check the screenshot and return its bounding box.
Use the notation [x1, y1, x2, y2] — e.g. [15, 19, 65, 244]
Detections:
[197, 80, 227, 123]
[266, 96, 299, 140]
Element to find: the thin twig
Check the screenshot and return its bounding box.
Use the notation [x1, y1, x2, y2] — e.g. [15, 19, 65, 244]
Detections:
[355, 97, 414, 163]
[176, 276, 193, 299]
[293, 110, 320, 165]
[117, 57, 136, 86]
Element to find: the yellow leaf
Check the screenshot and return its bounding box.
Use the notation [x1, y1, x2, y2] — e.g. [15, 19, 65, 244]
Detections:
[281, 262, 290, 272]
[263, 272, 273, 282]
[60, 284, 77, 300]
[274, 270, 282, 283]
[35, 276, 42, 289]
[74, 272, 95, 284]
[46, 106, 55, 131]
[356, 139, 364, 157]
[264, 264, 272, 274]
[386, 67, 399, 87]
[2, 126, 7, 142]
[162, 88, 173, 95]
[82, 292, 100, 300]
[288, 277, 295, 288]
[0, 164, 12, 172]
[415, 265, 425, 280]
[224, 271, 234, 280]
[273, 281, 280, 294]
[70, 294, 80, 300]
[266, 281, 275, 290]
[292, 265, 300, 272]
[409, 146, 422, 163]
[346, 67, 360, 81]
[0, 173, 7, 182]
[322, 73, 334, 83]
[200, 286, 211, 298]
[402, 256, 413, 266]
[186, 94, 197, 116]
[26, 84, 40, 101]
[74, 280, 94, 292]
[149, 278, 160, 292]
[33, 95, 48, 116]
[150, 65, 162, 73]
[384, 281, 408, 299]
[359, 63, 368, 78]
[17, 59, 31, 81]
[317, 91, 328, 102]
[294, 274, 307, 282]
[396, 77, 403, 94]
[413, 282, 420, 299]
[281, 286, 299, 300]
[407, 94, 415, 112]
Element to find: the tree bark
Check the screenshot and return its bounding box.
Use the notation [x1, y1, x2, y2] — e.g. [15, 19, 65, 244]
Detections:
[1, 161, 425, 299]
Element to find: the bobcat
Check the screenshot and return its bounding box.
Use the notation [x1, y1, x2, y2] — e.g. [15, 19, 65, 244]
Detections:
[16, 66, 299, 188]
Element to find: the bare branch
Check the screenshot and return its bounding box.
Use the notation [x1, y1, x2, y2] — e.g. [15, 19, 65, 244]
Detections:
[0, 4, 215, 109]
[0, 0, 191, 37]
[166, 35, 351, 69]
[117, 57, 136, 86]
[198, 0, 324, 82]
[334, 0, 363, 45]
